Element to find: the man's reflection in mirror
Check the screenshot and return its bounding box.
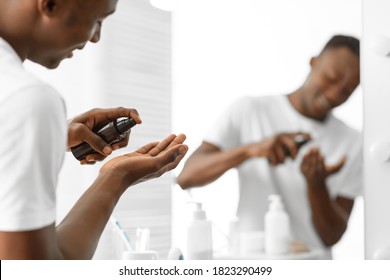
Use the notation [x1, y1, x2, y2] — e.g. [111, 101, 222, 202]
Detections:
[177, 35, 361, 259]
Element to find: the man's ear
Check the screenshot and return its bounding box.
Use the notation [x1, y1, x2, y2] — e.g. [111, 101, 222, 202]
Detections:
[309, 56, 318, 69]
[38, 0, 60, 16]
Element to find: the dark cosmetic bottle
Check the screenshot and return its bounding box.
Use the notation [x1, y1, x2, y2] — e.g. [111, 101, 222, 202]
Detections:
[282, 135, 310, 157]
[71, 117, 137, 161]
[293, 135, 309, 148]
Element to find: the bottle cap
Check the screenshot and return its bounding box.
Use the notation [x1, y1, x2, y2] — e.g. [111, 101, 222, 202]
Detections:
[268, 194, 284, 211]
[115, 117, 137, 134]
[187, 202, 206, 220]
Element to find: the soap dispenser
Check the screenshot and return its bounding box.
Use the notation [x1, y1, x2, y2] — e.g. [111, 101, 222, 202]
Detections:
[186, 202, 212, 260]
[264, 194, 291, 255]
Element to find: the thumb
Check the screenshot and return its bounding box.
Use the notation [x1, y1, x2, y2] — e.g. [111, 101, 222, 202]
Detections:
[326, 156, 347, 176]
[80, 128, 112, 156]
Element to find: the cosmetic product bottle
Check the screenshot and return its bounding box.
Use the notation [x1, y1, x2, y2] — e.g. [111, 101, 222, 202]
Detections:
[186, 202, 213, 260]
[264, 195, 291, 255]
[228, 216, 240, 256]
[71, 117, 136, 161]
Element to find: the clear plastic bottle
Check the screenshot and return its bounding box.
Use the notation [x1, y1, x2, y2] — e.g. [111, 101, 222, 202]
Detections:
[186, 202, 212, 260]
[264, 195, 291, 255]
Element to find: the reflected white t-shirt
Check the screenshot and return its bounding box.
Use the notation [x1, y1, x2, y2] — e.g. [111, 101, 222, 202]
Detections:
[205, 95, 362, 255]
[0, 37, 67, 231]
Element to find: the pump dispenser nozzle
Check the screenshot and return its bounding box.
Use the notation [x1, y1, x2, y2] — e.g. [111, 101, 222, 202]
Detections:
[187, 202, 206, 220]
[268, 195, 285, 211]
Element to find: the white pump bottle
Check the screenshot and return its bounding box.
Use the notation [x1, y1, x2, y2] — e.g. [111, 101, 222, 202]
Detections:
[186, 202, 212, 260]
[264, 195, 291, 255]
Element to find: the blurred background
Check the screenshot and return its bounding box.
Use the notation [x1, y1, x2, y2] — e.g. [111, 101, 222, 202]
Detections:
[24, 0, 363, 259]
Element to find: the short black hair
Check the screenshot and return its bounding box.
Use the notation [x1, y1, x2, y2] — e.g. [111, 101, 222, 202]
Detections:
[320, 35, 360, 57]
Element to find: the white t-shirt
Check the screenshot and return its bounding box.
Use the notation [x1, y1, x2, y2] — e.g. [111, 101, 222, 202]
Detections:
[0, 37, 67, 231]
[205, 95, 362, 254]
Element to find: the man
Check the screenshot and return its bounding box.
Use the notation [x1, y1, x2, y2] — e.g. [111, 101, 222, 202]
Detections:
[177, 35, 361, 259]
[0, 0, 188, 259]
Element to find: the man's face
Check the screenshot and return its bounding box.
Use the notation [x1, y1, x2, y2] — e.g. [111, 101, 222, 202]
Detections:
[302, 47, 360, 120]
[30, 0, 118, 69]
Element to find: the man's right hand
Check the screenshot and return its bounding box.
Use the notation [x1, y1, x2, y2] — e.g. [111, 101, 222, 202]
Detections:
[247, 132, 311, 165]
[67, 107, 142, 165]
[99, 134, 188, 189]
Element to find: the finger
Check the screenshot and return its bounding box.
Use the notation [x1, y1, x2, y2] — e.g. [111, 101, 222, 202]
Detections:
[93, 107, 142, 125]
[274, 145, 286, 164]
[282, 136, 298, 159]
[310, 147, 320, 166]
[166, 134, 187, 149]
[300, 153, 309, 173]
[148, 134, 177, 156]
[268, 151, 277, 166]
[77, 127, 112, 156]
[301, 146, 317, 169]
[155, 144, 189, 170]
[85, 153, 107, 162]
[316, 153, 324, 172]
[80, 159, 96, 165]
[136, 141, 160, 154]
[158, 148, 189, 175]
[112, 132, 130, 151]
[326, 156, 347, 176]
[308, 146, 319, 155]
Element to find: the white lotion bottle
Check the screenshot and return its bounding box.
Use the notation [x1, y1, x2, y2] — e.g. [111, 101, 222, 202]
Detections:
[264, 195, 291, 255]
[186, 202, 213, 260]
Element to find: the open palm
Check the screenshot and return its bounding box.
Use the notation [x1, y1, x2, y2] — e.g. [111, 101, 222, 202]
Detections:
[100, 134, 188, 188]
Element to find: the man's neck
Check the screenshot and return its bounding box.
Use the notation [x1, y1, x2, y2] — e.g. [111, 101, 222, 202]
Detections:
[287, 88, 328, 122]
[0, 33, 26, 62]
[0, 2, 35, 62]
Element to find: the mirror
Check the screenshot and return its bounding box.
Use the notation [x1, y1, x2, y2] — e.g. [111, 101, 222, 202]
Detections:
[172, 0, 363, 259]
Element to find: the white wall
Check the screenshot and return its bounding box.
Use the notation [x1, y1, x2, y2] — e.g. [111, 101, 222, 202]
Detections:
[172, 0, 363, 259]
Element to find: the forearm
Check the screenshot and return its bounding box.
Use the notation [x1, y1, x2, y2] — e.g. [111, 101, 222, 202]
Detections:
[177, 145, 252, 188]
[56, 172, 125, 259]
[307, 181, 349, 247]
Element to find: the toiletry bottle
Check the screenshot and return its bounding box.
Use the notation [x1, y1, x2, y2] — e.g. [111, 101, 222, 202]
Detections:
[71, 117, 136, 161]
[264, 195, 291, 255]
[228, 216, 240, 256]
[186, 202, 213, 260]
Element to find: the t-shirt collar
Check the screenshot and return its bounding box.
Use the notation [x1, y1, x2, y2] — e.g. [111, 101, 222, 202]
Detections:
[282, 94, 335, 127]
[0, 37, 23, 65]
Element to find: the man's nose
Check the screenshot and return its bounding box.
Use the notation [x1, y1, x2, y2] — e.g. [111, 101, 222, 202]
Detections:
[90, 25, 101, 43]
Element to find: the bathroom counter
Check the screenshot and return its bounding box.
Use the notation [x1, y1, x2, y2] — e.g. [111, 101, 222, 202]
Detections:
[213, 249, 326, 260]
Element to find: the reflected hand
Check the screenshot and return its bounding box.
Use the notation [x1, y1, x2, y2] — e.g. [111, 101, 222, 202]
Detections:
[300, 147, 346, 186]
[100, 134, 188, 188]
[248, 132, 311, 165]
[67, 107, 142, 164]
